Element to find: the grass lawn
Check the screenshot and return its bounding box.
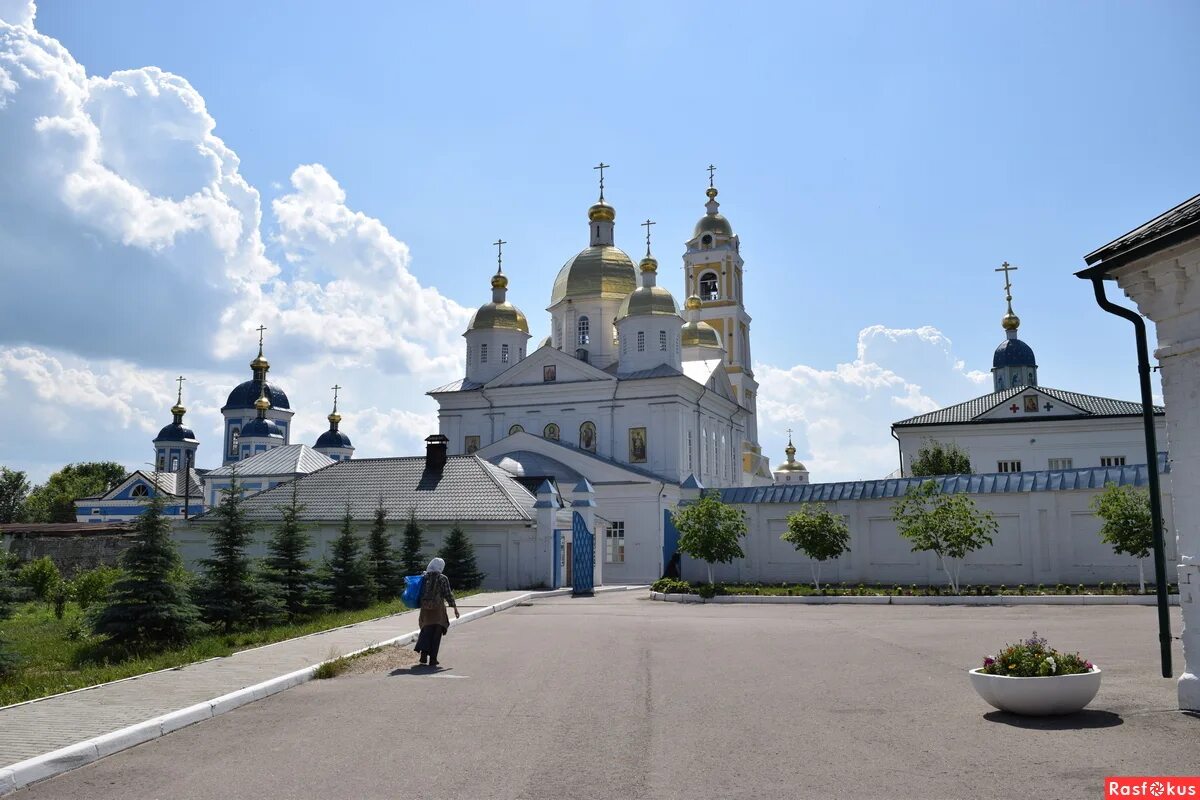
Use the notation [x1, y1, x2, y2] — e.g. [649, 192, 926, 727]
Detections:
[653, 579, 1178, 598]
[0, 592, 479, 707]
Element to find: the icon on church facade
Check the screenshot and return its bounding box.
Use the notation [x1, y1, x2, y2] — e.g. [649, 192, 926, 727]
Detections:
[580, 421, 597, 452]
[464, 435, 480, 454]
[544, 423, 560, 441]
[1024, 395, 1039, 412]
[543, 365, 556, 383]
[508, 424, 523, 435]
[629, 427, 647, 463]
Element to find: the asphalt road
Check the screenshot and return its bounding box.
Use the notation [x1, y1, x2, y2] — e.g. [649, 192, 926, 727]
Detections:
[15, 593, 1196, 800]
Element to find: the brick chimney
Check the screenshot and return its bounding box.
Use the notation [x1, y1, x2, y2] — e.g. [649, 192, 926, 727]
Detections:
[424, 434, 449, 473]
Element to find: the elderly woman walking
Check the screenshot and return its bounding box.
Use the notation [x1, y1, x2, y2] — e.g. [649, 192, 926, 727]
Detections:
[414, 557, 459, 667]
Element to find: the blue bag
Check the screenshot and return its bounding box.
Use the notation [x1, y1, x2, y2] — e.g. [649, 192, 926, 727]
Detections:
[401, 574, 425, 609]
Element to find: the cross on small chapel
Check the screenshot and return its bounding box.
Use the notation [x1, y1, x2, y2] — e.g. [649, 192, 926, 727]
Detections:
[255, 324, 267, 350]
[593, 162, 610, 201]
[175, 375, 186, 404]
[493, 239, 507, 272]
[994, 261, 1018, 299]
[641, 218, 656, 256]
[1009, 403, 1020, 413]
[331, 384, 341, 412]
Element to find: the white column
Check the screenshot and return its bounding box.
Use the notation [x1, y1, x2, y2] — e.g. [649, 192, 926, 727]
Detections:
[534, 480, 558, 588]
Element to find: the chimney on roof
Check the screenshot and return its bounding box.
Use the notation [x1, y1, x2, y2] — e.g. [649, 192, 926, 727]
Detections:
[424, 434, 449, 474]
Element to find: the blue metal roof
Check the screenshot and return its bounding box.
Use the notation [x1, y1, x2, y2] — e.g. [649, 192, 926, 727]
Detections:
[153, 422, 197, 443]
[240, 417, 283, 438]
[992, 337, 1037, 369]
[315, 429, 353, 449]
[720, 455, 1169, 504]
[223, 379, 291, 411]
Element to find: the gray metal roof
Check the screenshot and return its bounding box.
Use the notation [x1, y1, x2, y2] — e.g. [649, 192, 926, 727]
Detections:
[721, 455, 1170, 505]
[200, 455, 536, 523]
[205, 444, 334, 479]
[1083, 192, 1200, 276]
[600, 363, 685, 380]
[893, 385, 1163, 427]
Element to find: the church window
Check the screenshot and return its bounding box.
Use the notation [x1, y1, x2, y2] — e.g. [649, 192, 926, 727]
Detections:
[997, 460, 1022, 473]
[131, 484, 149, 498]
[699, 271, 719, 301]
[157, 454, 165, 471]
[467, 344, 473, 364]
[170, 456, 179, 471]
[701, 234, 712, 247]
[659, 330, 667, 351]
[1100, 456, 1126, 468]
[576, 348, 589, 363]
[606, 521, 625, 564]
[508, 424, 524, 435]
[480, 343, 488, 363]
[229, 428, 240, 457]
[637, 331, 645, 352]
[687, 431, 694, 471]
[996, 375, 1005, 390]
[502, 344, 510, 363]
[612, 324, 618, 344]
[543, 423, 560, 441]
[578, 316, 590, 345]
[1028, 371, 1035, 385]
[1048, 458, 1073, 470]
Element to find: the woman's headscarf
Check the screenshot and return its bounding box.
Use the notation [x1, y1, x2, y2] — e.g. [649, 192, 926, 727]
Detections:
[427, 557, 445, 574]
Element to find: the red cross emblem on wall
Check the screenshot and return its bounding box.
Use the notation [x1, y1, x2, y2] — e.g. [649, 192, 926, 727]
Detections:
[1009, 404, 1019, 413]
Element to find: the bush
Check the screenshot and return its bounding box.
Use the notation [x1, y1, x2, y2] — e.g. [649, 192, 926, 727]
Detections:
[651, 578, 691, 594]
[72, 566, 123, 610]
[981, 632, 1093, 677]
[18, 557, 61, 601]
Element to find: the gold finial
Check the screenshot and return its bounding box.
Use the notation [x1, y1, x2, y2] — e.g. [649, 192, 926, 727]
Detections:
[328, 384, 342, 425]
[171, 375, 187, 415]
[250, 324, 270, 370]
[254, 381, 270, 412]
[994, 261, 1020, 331]
[685, 295, 702, 311]
[593, 161, 609, 202]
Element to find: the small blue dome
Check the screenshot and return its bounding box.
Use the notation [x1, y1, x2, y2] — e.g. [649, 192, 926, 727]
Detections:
[993, 338, 1037, 369]
[223, 380, 291, 411]
[154, 422, 196, 443]
[315, 429, 353, 449]
[240, 417, 283, 439]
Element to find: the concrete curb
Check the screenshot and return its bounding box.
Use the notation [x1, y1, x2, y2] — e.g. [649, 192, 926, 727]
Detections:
[649, 591, 1181, 606]
[0, 584, 640, 795]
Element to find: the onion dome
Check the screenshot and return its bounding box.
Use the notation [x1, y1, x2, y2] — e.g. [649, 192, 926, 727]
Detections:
[694, 186, 733, 238]
[155, 380, 197, 443]
[315, 388, 352, 449]
[776, 436, 806, 472]
[551, 190, 636, 305]
[680, 295, 723, 350]
[467, 266, 530, 333]
[616, 255, 679, 320]
[993, 337, 1037, 369]
[223, 336, 291, 411]
[240, 416, 283, 438]
[588, 200, 615, 222]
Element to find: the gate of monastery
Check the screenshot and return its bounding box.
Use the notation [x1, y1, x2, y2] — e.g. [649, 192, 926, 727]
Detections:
[570, 510, 595, 596]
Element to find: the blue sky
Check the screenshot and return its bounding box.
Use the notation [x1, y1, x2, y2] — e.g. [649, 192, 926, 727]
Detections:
[2, 0, 1197, 483]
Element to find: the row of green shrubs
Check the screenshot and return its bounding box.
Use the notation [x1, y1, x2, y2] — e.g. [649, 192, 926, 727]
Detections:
[650, 578, 1180, 598]
[13, 558, 123, 616]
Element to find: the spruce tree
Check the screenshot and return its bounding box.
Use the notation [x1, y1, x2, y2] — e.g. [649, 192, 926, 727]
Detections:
[92, 492, 200, 650]
[439, 524, 485, 590]
[264, 482, 314, 620]
[366, 500, 400, 599]
[399, 509, 426, 576]
[0, 552, 20, 678]
[196, 471, 259, 632]
[324, 507, 372, 610]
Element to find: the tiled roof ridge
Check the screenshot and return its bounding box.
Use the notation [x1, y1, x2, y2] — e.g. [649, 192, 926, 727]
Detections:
[472, 456, 535, 520]
[894, 384, 1163, 427]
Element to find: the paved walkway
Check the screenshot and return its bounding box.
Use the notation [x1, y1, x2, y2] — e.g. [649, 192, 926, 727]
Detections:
[0, 591, 529, 767]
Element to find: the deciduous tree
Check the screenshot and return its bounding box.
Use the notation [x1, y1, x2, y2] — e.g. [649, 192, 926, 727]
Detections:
[0, 467, 30, 524]
[672, 491, 748, 586]
[909, 440, 973, 477]
[1091, 482, 1154, 593]
[25, 462, 126, 522]
[892, 481, 996, 594]
[782, 503, 851, 591]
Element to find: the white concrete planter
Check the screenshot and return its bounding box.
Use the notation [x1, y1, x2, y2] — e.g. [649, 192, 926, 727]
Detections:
[968, 667, 1102, 716]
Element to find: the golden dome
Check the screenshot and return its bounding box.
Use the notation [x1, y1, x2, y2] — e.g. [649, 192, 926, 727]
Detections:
[1002, 311, 1020, 331]
[588, 201, 615, 222]
[250, 352, 270, 371]
[776, 458, 807, 472]
[550, 246, 637, 305]
[328, 411, 342, 425]
[694, 213, 733, 238]
[467, 301, 530, 334]
[681, 319, 723, 349]
[639, 255, 658, 272]
[171, 402, 187, 416]
[254, 394, 270, 412]
[706, 187, 718, 199]
[617, 286, 679, 320]
[684, 295, 702, 311]
[491, 272, 509, 290]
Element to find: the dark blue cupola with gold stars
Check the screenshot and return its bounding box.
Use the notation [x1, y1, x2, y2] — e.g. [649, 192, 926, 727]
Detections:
[221, 326, 294, 464]
[314, 385, 355, 461]
[153, 376, 198, 472]
[991, 262, 1038, 392]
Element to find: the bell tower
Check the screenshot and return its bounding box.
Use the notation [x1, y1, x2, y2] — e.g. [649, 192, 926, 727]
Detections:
[682, 166, 765, 479]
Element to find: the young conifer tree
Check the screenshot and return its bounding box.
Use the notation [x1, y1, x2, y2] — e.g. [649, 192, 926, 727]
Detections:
[324, 505, 372, 610]
[92, 491, 200, 649]
[196, 470, 259, 632]
[439, 524, 486, 590]
[0, 552, 20, 677]
[264, 482, 314, 620]
[399, 509, 426, 576]
[366, 500, 400, 599]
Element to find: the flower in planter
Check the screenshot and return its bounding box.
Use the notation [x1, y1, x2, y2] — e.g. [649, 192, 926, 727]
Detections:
[980, 631, 1093, 677]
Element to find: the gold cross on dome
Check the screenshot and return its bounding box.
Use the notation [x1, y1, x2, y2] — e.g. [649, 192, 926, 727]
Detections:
[707, 164, 717, 187]
[330, 384, 341, 412]
[255, 324, 267, 350]
[994, 261, 1018, 299]
[593, 162, 610, 201]
[641, 219, 656, 256]
[175, 375, 186, 404]
[493, 239, 506, 272]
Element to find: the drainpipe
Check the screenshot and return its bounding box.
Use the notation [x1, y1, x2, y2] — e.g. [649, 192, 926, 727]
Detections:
[1088, 277, 1172, 678]
[891, 428, 903, 478]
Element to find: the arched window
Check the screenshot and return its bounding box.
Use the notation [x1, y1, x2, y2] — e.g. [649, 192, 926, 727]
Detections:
[501, 343, 510, 363]
[577, 316, 590, 345]
[701, 234, 713, 248]
[131, 484, 149, 498]
[579, 421, 597, 452]
[170, 456, 179, 471]
[637, 331, 645, 352]
[480, 343, 488, 363]
[576, 348, 589, 363]
[543, 423, 560, 441]
[508, 424, 524, 435]
[997, 375, 1005, 390]
[157, 454, 165, 471]
[1028, 371, 1035, 385]
[699, 271, 719, 301]
[659, 330, 667, 351]
[229, 427, 240, 457]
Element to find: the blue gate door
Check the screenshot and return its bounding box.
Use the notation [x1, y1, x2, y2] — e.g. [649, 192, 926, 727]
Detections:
[663, 509, 680, 577]
[571, 511, 595, 596]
